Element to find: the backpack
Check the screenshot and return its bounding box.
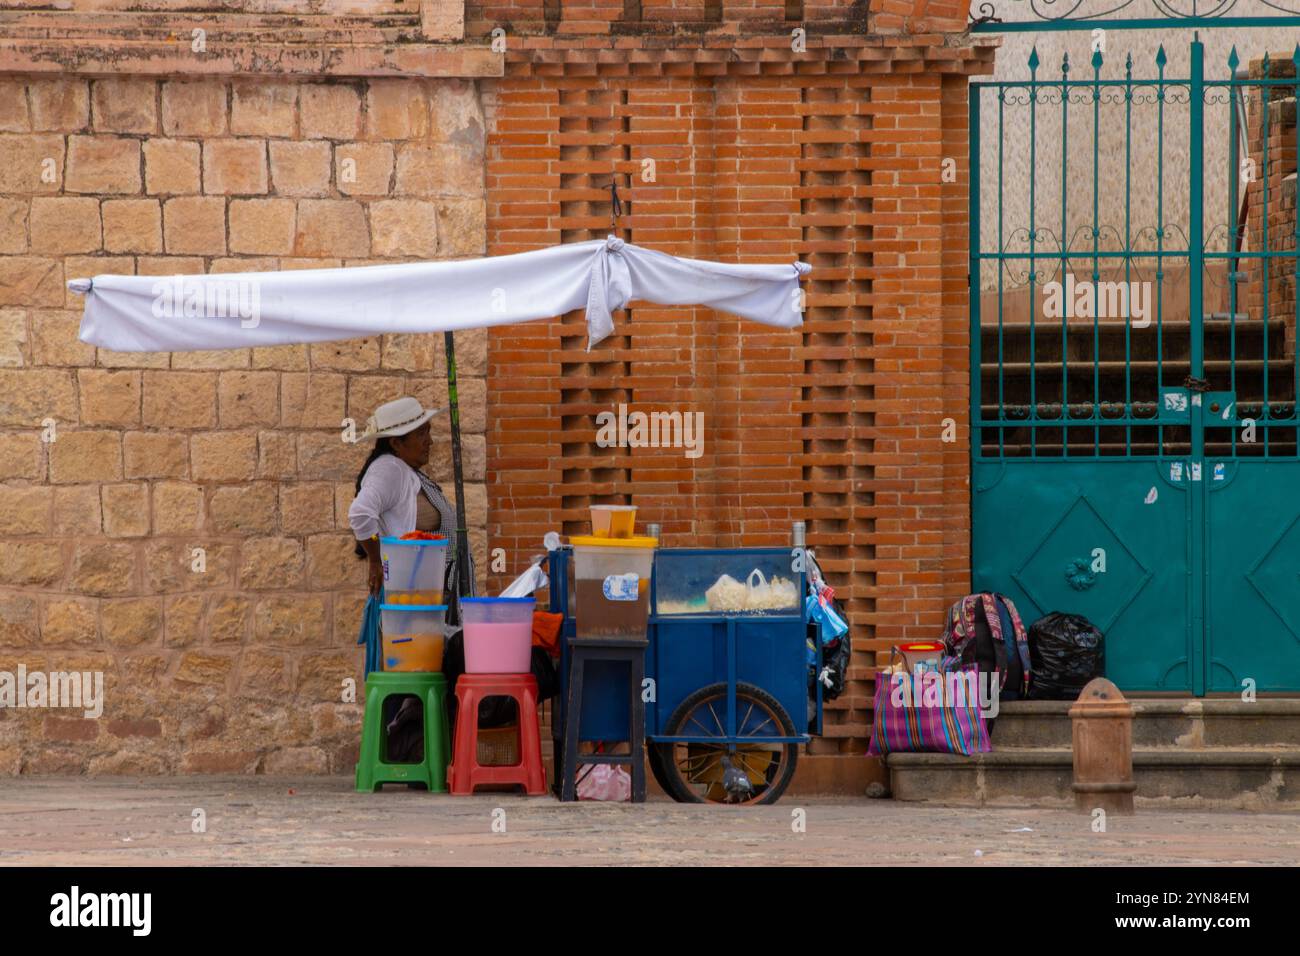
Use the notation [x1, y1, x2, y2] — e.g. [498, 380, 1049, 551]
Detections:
[941, 593, 1031, 701]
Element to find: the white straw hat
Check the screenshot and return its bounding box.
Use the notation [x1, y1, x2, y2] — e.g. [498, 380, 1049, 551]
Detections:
[360, 397, 439, 440]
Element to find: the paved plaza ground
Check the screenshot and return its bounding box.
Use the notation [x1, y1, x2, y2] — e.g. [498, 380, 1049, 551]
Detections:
[1, 777, 1297, 866]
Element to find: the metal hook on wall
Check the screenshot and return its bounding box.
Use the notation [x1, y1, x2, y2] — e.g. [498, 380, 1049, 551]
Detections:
[599, 174, 626, 238]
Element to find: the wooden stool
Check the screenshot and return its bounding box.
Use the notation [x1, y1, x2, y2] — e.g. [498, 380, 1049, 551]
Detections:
[449, 673, 546, 795]
[560, 638, 647, 803]
[355, 672, 450, 793]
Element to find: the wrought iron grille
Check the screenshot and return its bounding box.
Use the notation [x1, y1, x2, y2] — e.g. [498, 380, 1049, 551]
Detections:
[970, 42, 1300, 460]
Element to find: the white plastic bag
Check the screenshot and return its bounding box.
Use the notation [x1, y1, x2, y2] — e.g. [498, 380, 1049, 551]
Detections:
[575, 763, 631, 801]
[746, 569, 774, 605]
[767, 574, 799, 609]
[743, 569, 799, 610]
[500, 561, 548, 597]
[705, 574, 747, 611]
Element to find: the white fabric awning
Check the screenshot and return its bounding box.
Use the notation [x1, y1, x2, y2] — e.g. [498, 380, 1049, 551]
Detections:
[68, 237, 811, 352]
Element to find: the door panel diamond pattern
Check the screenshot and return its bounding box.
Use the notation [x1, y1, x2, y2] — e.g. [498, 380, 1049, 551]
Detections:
[1012, 496, 1152, 634]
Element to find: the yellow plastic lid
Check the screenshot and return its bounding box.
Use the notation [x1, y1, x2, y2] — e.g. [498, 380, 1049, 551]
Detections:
[569, 535, 658, 549]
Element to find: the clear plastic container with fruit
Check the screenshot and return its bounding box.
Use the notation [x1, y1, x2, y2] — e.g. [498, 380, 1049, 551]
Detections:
[380, 535, 449, 607]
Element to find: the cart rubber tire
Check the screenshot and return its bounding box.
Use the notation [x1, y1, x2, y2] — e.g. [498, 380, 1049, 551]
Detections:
[654, 681, 799, 806]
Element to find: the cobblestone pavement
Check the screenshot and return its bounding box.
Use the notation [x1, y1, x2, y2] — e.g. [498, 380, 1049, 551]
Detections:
[1, 777, 1297, 866]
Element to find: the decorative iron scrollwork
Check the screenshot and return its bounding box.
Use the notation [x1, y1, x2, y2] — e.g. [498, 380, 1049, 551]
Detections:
[970, 2, 1004, 25]
[968, 0, 1300, 28]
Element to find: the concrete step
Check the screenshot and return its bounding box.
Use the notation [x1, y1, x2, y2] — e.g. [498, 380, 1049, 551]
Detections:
[887, 748, 1300, 809]
[990, 699, 1300, 749]
[888, 700, 1300, 809]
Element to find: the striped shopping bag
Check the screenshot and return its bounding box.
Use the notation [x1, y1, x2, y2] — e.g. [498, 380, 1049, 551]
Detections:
[867, 663, 991, 757]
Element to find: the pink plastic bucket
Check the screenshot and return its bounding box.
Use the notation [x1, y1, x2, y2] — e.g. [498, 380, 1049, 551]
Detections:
[463, 598, 534, 674]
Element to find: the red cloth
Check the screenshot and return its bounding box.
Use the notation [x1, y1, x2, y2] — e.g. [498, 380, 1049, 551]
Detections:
[532, 610, 563, 654]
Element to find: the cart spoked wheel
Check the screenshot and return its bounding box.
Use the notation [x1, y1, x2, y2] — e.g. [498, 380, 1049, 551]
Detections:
[654, 682, 798, 806]
[646, 740, 676, 797]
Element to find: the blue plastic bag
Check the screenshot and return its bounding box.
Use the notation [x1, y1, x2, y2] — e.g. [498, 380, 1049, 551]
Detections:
[806, 591, 848, 641]
[356, 593, 382, 678]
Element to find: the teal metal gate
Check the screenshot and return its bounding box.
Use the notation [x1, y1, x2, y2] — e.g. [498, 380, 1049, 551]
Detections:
[970, 38, 1300, 694]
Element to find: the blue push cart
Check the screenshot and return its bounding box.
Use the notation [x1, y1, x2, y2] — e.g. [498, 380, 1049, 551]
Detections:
[549, 545, 823, 805]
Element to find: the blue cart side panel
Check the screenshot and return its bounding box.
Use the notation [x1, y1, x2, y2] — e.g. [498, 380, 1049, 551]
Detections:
[735, 616, 808, 737]
[647, 618, 717, 736]
[648, 616, 807, 736]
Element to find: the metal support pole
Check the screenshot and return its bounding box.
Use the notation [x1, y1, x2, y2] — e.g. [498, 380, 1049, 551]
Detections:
[1189, 36, 1207, 696]
[444, 330, 474, 600]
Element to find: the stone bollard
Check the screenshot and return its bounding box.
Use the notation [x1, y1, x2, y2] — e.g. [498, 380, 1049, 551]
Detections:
[1069, 677, 1136, 815]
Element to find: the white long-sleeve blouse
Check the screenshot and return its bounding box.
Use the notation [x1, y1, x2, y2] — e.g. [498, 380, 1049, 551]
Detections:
[348, 454, 420, 542]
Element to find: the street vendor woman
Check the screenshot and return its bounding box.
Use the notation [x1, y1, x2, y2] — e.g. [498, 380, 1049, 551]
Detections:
[348, 396, 462, 609]
[350, 396, 466, 761]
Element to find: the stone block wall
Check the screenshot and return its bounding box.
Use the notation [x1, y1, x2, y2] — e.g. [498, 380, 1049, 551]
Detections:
[0, 71, 489, 774]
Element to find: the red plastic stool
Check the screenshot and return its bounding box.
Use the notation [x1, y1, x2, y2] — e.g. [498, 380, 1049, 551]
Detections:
[449, 673, 547, 795]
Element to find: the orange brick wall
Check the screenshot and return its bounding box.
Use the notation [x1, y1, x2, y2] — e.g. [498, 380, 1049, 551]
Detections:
[484, 28, 993, 757]
[941, 72, 973, 622]
[1244, 54, 1298, 357]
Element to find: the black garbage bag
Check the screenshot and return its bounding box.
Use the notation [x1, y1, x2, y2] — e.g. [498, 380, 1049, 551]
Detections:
[443, 630, 559, 729]
[1026, 612, 1104, 701]
[808, 596, 851, 702]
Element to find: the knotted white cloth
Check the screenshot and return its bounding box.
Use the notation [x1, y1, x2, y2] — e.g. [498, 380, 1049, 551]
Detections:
[69, 237, 810, 351]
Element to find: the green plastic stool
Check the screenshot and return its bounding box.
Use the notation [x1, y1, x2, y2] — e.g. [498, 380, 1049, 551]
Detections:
[356, 672, 450, 793]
